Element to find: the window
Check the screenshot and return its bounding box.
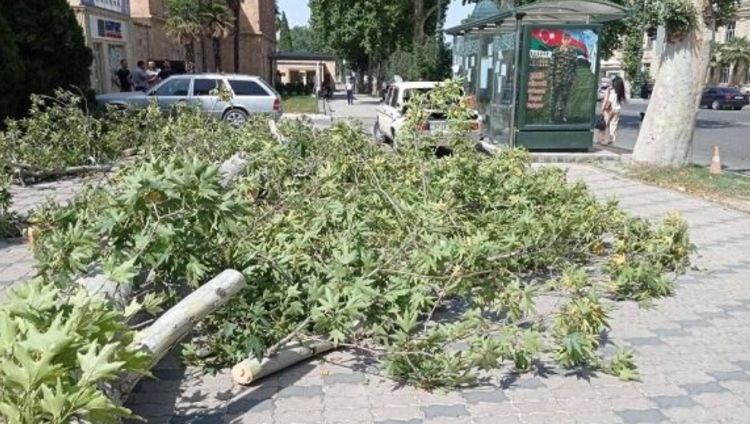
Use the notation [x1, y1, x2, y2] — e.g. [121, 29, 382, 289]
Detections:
[153, 78, 190, 96]
[229, 80, 269, 96]
[193, 79, 222, 96]
[726, 21, 736, 42]
[389, 88, 399, 107]
[720, 66, 730, 84]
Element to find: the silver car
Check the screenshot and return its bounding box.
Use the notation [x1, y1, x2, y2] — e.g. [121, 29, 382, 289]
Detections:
[96, 73, 282, 126]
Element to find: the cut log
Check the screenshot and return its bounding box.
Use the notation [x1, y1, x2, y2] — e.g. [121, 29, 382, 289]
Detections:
[231, 339, 335, 386]
[116, 269, 245, 396]
[219, 153, 248, 188]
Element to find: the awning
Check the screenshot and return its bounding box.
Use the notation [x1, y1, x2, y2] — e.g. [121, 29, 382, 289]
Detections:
[444, 0, 628, 35]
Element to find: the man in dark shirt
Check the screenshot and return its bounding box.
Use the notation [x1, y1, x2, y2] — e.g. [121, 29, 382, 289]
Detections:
[158, 60, 174, 81]
[115, 59, 132, 92]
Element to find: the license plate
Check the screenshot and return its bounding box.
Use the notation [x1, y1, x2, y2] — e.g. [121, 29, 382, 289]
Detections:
[735, 96, 744, 100]
[430, 121, 447, 131]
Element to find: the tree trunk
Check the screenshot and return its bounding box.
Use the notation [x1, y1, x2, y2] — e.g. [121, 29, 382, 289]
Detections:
[233, 8, 240, 73]
[199, 0, 207, 72]
[729, 63, 736, 86]
[213, 37, 222, 72]
[186, 42, 195, 73]
[414, 0, 425, 45]
[632, 0, 713, 167]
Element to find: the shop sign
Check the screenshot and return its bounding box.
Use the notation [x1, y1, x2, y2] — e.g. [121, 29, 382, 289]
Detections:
[81, 0, 129, 15]
[90, 15, 128, 41]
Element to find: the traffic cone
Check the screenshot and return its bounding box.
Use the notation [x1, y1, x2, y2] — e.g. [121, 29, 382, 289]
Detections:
[710, 145, 722, 175]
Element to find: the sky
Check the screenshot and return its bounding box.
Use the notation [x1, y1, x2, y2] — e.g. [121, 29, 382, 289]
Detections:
[277, 0, 475, 30]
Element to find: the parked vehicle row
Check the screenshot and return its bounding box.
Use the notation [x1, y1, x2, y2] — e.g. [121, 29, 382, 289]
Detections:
[96, 73, 282, 126]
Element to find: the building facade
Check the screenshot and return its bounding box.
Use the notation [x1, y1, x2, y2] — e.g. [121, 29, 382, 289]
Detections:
[68, 0, 134, 93]
[130, 0, 277, 82]
[273, 52, 337, 89]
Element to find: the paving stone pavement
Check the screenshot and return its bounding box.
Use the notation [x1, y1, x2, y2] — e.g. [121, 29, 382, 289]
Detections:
[121, 164, 750, 424]
[3, 165, 750, 423]
[0, 178, 98, 302]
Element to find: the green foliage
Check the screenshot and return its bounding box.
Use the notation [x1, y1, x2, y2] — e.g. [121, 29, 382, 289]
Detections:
[279, 12, 294, 51]
[0, 169, 19, 238]
[289, 25, 333, 54]
[607, 212, 692, 301]
[0, 280, 150, 423]
[387, 39, 453, 82]
[607, 347, 640, 381]
[0, 0, 92, 122]
[7, 84, 693, 390]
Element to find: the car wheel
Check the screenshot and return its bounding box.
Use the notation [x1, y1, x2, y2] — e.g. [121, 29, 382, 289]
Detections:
[223, 108, 248, 127]
[734, 106, 743, 111]
[373, 121, 387, 144]
[712, 100, 721, 110]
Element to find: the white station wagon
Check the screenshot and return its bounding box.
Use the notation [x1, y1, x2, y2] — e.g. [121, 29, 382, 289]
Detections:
[96, 73, 282, 126]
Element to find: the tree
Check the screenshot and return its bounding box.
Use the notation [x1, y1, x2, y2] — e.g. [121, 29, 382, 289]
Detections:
[0, 12, 22, 122]
[279, 12, 294, 51]
[165, 0, 203, 72]
[225, 0, 244, 73]
[201, 1, 234, 72]
[719, 36, 750, 85]
[0, 0, 92, 121]
[633, 0, 739, 167]
[289, 26, 332, 54]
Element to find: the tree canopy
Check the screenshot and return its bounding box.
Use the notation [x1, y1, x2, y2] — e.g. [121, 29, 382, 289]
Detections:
[0, 0, 92, 122]
[279, 12, 294, 51]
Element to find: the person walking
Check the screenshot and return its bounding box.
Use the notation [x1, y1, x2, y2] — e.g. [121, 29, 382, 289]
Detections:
[346, 79, 354, 105]
[114, 59, 132, 92]
[131, 60, 150, 92]
[598, 76, 626, 146]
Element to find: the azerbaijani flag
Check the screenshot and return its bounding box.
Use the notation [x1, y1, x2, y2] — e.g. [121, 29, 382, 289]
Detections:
[530, 28, 589, 58]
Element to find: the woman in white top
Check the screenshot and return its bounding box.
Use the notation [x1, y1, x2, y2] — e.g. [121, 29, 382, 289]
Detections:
[598, 76, 626, 145]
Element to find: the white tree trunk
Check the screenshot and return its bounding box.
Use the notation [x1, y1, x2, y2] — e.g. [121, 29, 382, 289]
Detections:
[633, 0, 712, 167]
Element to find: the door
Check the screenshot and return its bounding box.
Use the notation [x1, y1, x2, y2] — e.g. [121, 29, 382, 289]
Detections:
[377, 87, 400, 136]
[191, 77, 230, 118]
[92, 43, 105, 93]
[700, 89, 715, 106]
[107, 44, 127, 93]
[151, 77, 192, 111]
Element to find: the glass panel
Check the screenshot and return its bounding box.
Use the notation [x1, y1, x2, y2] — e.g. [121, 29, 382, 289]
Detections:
[485, 30, 516, 145]
[154, 78, 191, 96]
[229, 80, 268, 96]
[522, 27, 599, 127]
[193, 79, 221, 96]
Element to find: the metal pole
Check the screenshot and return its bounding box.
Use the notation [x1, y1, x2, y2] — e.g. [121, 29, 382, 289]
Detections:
[508, 13, 525, 147]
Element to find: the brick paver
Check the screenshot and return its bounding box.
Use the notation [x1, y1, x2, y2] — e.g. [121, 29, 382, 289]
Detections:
[3, 165, 749, 423]
[0, 177, 97, 302]
[123, 164, 750, 423]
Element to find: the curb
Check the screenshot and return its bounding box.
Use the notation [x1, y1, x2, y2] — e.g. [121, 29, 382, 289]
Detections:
[281, 113, 333, 123]
[479, 141, 631, 164]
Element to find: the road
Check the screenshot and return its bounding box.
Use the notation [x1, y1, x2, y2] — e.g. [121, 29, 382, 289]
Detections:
[617, 100, 750, 173]
[321, 93, 750, 173]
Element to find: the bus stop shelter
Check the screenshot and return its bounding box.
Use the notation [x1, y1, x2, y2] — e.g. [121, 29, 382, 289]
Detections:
[445, 0, 628, 150]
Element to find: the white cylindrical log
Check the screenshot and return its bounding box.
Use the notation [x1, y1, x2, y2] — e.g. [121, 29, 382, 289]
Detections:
[232, 340, 335, 386]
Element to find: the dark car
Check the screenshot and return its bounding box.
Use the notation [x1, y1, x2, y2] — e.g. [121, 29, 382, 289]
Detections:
[700, 87, 749, 110]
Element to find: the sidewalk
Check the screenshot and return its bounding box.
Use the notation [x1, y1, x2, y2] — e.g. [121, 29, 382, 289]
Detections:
[122, 164, 750, 424]
[0, 178, 94, 301]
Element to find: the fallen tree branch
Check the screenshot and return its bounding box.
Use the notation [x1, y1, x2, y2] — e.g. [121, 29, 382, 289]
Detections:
[231, 339, 335, 386]
[116, 269, 246, 396]
[11, 163, 114, 180]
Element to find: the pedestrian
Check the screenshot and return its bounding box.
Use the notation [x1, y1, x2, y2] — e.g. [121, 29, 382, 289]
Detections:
[598, 76, 626, 146]
[114, 59, 132, 92]
[131, 60, 150, 92]
[146, 60, 160, 87]
[381, 80, 388, 101]
[158, 60, 174, 81]
[346, 78, 354, 105]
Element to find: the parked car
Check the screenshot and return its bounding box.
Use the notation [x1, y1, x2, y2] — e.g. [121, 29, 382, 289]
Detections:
[373, 81, 480, 146]
[700, 86, 749, 110]
[96, 73, 282, 126]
